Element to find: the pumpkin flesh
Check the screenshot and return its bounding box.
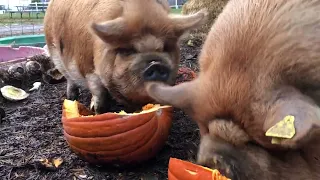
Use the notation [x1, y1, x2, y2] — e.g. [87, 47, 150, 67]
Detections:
[63, 99, 171, 118]
[168, 158, 231, 180]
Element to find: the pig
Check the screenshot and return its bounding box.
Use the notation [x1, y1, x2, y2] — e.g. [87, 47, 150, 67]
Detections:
[43, 0, 208, 114]
[144, 0, 320, 151]
[197, 119, 319, 180]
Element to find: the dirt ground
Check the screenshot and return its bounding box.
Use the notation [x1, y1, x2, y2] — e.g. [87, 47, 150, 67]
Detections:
[0, 37, 205, 180]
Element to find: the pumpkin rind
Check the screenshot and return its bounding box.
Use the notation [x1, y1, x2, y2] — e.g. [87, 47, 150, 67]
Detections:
[168, 158, 231, 180]
[61, 100, 173, 164]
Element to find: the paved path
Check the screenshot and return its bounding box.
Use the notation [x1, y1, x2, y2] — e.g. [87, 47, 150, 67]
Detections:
[0, 24, 44, 37]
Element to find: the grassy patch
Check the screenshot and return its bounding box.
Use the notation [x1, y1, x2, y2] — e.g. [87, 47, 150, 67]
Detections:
[0, 12, 44, 25]
[170, 8, 182, 14]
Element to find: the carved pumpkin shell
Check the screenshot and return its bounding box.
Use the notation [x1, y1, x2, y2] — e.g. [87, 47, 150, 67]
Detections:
[61, 99, 173, 165]
[168, 158, 231, 180]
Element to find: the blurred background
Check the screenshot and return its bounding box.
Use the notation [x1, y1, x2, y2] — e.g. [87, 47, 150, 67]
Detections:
[0, 0, 185, 38]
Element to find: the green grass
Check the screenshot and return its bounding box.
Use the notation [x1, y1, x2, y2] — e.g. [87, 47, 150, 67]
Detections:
[170, 8, 182, 14]
[0, 12, 45, 24]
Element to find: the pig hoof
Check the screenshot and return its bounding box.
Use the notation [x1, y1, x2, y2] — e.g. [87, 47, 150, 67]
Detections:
[197, 153, 238, 180]
[67, 90, 79, 100]
[91, 97, 110, 114]
[67, 83, 80, 100]
[94, 104, 110, 114]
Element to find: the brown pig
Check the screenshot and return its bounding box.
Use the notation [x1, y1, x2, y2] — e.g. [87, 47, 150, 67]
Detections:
[144, 0, 320, 151]
[44, 0, 208, 114]
[197, 119, 320, 180]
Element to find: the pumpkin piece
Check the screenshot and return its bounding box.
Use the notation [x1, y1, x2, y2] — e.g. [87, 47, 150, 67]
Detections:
[168, 158, 231, 180]
[142, 103, 155, 111]
[61, 99, 173, 164]
[63, 99, 80, 118]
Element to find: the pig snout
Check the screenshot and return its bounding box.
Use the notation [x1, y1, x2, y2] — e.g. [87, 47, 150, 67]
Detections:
[143, 61, 171, 82]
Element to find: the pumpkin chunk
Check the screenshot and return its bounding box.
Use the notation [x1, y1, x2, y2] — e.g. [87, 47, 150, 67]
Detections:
[168, 158, 231, 180]
[142, 103, 155, 111]
[64, 99, 80, 118]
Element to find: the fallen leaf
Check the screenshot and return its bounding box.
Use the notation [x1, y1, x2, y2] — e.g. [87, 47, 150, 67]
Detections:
[39, 158, 54, 168]
[187, 40, 194, 47]
[79, 175, 87, 179]
[53, 157, 63, 168]
[37, 157, 64, 171]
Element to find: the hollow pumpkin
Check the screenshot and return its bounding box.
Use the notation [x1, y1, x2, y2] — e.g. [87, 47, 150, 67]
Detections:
[168, 158, 231, 180]
[61, 99, 173, 165]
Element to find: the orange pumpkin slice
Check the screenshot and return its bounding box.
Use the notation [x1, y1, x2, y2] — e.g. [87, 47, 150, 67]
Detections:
[63, 99, 171, 118]
[61, 99, 174, 164]
[168, 158, 231, 180]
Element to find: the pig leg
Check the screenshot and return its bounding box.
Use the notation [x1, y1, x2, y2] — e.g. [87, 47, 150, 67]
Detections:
[67, 81, 80, 100]
[197, 120, 252, 179]
[90, 89, 116, 114]
[197, 135, 243, 180]
[86, 74, 115, 114]
[197, 134, 316, 180]
[197, 134, 280, 180]
[198, 121, 209, 136]
[46, 46, 80, 100]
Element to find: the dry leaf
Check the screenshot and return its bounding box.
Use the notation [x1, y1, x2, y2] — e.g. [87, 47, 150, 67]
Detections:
[187, 40, 194, 46]
[53, 157, 64, 168]
[39, 158, 54, 168]
[37, 157, 64, 170]
[79, 175, 87, 179]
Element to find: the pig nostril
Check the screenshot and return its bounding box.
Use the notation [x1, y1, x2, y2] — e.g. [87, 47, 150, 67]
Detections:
[143, 64, 170, 82]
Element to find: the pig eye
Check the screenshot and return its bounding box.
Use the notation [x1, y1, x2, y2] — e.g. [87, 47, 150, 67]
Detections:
[115, 47, 137, 56]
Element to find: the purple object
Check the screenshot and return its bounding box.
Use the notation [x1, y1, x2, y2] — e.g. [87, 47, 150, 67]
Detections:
[0, 46, 46, 63]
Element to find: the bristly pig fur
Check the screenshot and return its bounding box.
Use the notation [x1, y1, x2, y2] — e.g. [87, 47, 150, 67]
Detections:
[144, 0, 320, 179]
[198, 119, 319, 180]
[44, 0, 208, 114]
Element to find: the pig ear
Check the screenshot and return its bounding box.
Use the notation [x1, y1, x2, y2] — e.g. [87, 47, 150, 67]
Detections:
[263, 98, 320, 148]
[169, 9, 209, 36]
[145, 81, 196, 110]
[90, 17, 126, 43]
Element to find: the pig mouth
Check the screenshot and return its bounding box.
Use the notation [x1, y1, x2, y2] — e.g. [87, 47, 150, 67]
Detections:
[107, 80, 155, 113]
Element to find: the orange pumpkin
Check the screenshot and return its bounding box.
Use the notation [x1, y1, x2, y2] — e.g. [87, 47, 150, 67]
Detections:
[168, 158, 231, 180]
[61, 99, 173, 164]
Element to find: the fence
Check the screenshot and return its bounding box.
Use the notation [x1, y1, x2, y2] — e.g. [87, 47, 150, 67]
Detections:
[168, 0, 186, 9]
[0, 20, 44, 38]
[0, 1, 185, 38]
[0, 2, 48, 38]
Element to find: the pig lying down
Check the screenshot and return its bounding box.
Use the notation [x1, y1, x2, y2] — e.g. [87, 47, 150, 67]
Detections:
[44, 0, 208, 114]
[145, 0, 320, 179]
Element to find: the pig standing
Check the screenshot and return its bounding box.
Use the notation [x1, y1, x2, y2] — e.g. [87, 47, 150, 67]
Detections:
[144, 0, 320, 179]
[44, 0, 208, 114]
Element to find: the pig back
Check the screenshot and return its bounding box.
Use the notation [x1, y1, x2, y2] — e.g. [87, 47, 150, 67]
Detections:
[44, 0, 123, 77]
